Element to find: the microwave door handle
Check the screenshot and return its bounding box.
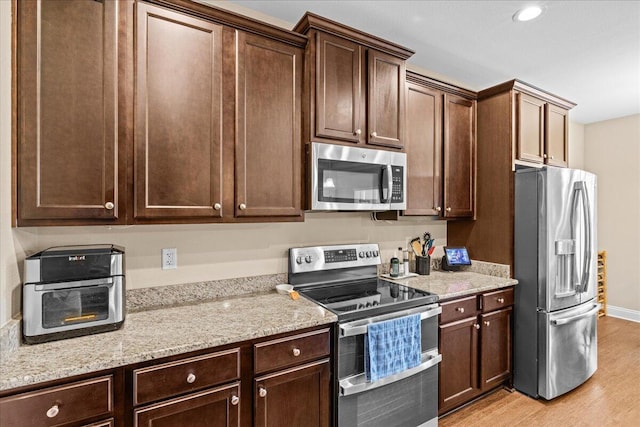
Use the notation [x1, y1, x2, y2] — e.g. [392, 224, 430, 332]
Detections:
[379, 164, 392, 203]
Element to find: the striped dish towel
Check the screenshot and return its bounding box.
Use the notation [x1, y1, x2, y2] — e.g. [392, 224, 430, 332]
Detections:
[365, 313, 422, 382]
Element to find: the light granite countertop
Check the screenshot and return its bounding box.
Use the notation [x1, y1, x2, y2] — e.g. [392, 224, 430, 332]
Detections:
[382, 271, 517, 300]
[0, 291, 336, 392]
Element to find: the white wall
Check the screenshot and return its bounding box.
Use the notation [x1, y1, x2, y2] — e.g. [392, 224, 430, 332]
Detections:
[569, 121, 585, 170]
[584, 114, 640, 314]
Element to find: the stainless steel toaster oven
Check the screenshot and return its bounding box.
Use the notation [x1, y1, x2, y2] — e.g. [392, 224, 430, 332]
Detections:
[22, 244, 125, 344]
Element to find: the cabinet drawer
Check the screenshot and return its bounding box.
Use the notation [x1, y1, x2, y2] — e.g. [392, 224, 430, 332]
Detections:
[440, 295, 478, 324]
[254, 328, 331, 374]
[0, 375, 113, 427]
[133, 348, 240, 405]
[482, 288, 514, 313]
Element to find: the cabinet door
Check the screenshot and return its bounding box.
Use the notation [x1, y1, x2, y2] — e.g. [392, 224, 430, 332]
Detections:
[442, 94, 475, 218]
[545, 104, 569, 167]
[438, 317, 480, 415]
[404, 83, 442, 215]
[254, 360, 330, 427]
[134, 383, 240, 427]
[134, 2, 223, 220]
[516, 93, 545, 164]
[367, 50, 406, 149]
[17, 0, 123, 223]
[316, 32, 364, 143]
[480, 307, 513, 391]
[235, 32, 302, 218]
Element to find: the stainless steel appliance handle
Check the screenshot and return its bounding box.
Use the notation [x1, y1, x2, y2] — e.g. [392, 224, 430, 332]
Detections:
[34, 277, 113, 291]
[339, 351, 441, 396]
[379, 164, 393, 203]
[578, 182, 592, 293]
[551, 304, 600, 326]
[339, 304, 441, 338]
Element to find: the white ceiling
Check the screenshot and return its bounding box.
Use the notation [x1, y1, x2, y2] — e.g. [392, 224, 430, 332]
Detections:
[223, 0, 640, 124]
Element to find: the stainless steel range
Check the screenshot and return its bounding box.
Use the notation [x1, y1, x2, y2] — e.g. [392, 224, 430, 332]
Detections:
[289, 243, 441, 427]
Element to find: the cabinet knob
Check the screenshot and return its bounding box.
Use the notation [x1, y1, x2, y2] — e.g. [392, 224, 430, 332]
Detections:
[446, 207, 452, 212]
[484, 321, 491, 327]
[435, 206, 442, 212]
[46, 404, 59, 418]
[497, 297, 505, 303]
[258, 386, 267, 398]
[354, 128, 362, 136]
[292, 348, 301, 357]
[186, 373, 196, 384]
[239, 203, 247, 210]
[104, 202, 114, 210]
[214, 203, 221, 210]
[474, 324, 480, 330]
[371, 131, 377, 138]
[231, 395, 240, 406]
[456, 307, 465, 313]
[543, 154, 548, 159]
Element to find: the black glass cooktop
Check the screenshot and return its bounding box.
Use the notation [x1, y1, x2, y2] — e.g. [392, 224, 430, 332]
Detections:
[297, 278, 438, 321]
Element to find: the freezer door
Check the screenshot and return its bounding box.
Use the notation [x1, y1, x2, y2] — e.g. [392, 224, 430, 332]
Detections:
[538, 302, 599, 399]
[541, 168, 597, 311]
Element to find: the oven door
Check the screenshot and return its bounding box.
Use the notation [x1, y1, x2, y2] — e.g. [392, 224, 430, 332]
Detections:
[337, 304, 441, 427]
[311, 142, 406, 211]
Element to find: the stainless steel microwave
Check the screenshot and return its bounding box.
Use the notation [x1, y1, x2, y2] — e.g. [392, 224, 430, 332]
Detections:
[310, 142, 406, 211]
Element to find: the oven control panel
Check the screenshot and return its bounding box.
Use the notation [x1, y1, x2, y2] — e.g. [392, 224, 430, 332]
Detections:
[289, 244, 381, 274]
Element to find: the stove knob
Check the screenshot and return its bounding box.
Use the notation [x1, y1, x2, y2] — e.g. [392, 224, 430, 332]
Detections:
[305, 255, 312, 263]
[373, 250, 379, 257]
[366, 251, 372, 258]
[358, 303, 365, 310]
[296, 256, 303, 265]
[359, 251, 365, 258]
[372, 301, 379, 306]
[366, 302, 372, 308]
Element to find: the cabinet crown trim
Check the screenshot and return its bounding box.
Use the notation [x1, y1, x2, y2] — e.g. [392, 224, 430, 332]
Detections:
[293, 12, 414, 59]
[406, 71, 477, 100]
[479, 79, 576, 109]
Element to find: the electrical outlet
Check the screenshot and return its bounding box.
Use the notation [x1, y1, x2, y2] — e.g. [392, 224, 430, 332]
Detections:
[162, 248, 177, 270]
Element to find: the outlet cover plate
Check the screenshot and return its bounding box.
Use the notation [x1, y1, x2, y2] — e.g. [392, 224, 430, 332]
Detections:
[162, 248, 177, 270]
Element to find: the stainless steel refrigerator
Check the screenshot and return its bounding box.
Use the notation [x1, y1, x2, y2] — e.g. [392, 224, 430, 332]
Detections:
[514, 167, 599, 400]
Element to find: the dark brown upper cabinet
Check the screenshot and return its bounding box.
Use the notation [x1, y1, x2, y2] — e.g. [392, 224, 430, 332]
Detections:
[234, 32, 303, 219]
[447, 80, 575, 271]
[404, 72, 476, 218]
[294, 13, 413, 151]
[16, 0, 128, 226]
[14, 0, 307, 226]
[134, 2, 224, 220]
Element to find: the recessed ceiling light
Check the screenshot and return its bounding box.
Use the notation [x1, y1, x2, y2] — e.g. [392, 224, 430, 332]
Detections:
[513, 5, 544, 22]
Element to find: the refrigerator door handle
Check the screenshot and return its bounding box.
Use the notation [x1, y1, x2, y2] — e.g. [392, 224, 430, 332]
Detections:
[575, 181, 593, 293]
[551, 303, 600, 326]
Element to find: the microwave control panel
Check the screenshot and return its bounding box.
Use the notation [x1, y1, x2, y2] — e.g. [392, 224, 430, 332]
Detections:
[391, 166, 404, 203]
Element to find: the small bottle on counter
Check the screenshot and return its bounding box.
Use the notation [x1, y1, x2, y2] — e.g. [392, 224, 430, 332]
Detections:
[397, 247, 405, 276]
[403, 249, 409, 276]
[390, 249, 400, 277]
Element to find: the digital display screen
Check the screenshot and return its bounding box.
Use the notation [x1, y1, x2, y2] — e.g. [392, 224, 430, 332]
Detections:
[324, 249, 358, 263]
[444, 247, 471, 266]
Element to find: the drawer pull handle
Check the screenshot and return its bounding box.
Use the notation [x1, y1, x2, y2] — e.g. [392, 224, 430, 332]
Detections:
[474, 324, 480, 330]
[231, 395, 240, 406]
[186, 373, 196, 384]
[497, 297, 505, 303]
[259, 387, 267, 398]
[456, 307, 465, 313]
[292, 348, 301, 357]
[484, 321, 491, 327]
[46, 404, 59, 418]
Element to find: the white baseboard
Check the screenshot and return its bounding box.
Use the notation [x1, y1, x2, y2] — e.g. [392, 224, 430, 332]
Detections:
[605, 305, 640, 323]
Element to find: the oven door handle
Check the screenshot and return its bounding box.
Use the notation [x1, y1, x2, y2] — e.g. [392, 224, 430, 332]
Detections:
[339, 304, 441, 338]
[339, 351, 442, 396]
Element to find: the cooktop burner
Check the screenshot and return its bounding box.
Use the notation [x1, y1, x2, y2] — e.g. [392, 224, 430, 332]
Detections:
[297, 278, 438, 321]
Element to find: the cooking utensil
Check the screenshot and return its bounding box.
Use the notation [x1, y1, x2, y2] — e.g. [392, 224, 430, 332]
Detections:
[276, 284, 299, 300]
[428, 246, 435, 256]
[410, 238, 422, 257]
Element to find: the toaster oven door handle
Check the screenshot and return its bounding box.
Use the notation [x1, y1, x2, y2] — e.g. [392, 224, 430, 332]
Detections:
[339, 351, 442, 396]
[339, 304, 441, 338]
[34, 277, 114, 291]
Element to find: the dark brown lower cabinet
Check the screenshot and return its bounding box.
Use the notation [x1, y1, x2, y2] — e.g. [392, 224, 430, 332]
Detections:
[254, 360, 331, 427]
[439, 287, 514, 415]
[134, 383, 240, 427]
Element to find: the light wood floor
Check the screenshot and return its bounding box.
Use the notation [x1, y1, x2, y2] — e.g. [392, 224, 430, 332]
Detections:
[439, 316, 640, 427]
